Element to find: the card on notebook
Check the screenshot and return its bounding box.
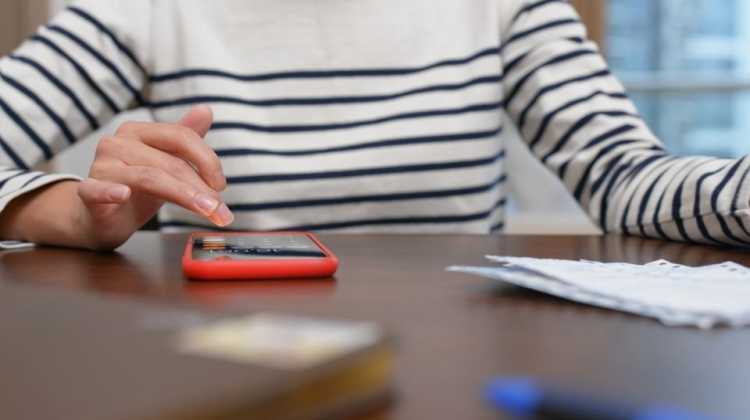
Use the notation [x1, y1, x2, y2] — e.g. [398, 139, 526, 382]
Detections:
[0, 283, 394, 420]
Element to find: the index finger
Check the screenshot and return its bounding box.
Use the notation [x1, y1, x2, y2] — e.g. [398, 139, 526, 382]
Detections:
[117, 121, 226, 191]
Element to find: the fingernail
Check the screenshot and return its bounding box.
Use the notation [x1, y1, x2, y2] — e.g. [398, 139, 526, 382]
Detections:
[194, 193, 219, 216]
[108, 185, 130, 201]
[211, 203, 234, 226]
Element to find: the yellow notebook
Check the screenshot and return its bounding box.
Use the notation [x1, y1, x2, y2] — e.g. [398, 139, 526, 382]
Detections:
[0, 283, 394, 420]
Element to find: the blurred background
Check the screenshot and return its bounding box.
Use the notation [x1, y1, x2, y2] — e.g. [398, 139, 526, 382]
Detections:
[607, 0, 750, 158]
[1, 0, 747, 234]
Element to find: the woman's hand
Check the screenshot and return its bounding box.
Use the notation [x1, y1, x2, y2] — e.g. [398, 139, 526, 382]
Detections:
[76, 105, 232, 249]
[0, 105, 233, 251]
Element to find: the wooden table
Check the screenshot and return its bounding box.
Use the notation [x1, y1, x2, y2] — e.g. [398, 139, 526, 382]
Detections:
[2, 233, 750, 420]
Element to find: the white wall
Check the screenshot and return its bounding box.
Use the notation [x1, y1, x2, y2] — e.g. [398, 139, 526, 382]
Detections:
[502, 121, 601, 235]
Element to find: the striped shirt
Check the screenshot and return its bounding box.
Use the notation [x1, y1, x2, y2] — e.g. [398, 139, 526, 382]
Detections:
[1, 0, 749, 245]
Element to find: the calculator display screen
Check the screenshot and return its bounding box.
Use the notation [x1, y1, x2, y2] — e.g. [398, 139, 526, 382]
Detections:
[192, 235, 327, 260]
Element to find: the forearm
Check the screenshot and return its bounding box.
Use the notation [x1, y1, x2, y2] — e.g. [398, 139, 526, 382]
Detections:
[0, 181, 91, 249]
[601, 154, 750, 246]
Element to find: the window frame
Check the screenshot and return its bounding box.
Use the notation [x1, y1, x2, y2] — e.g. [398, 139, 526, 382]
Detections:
[571, 0, 607, 49]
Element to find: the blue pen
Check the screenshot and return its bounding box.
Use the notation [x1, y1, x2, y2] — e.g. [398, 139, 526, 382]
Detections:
[485, 377, 715, 420]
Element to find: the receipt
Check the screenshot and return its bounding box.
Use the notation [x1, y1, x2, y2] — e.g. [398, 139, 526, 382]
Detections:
[449, 257, 750, 329]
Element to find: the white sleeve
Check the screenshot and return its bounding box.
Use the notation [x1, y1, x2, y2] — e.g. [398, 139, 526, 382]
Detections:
[0, 0, 151, 216]
[500, 0, 750, 246]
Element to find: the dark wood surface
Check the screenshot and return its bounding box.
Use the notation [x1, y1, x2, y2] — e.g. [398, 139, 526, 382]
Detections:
[2, 233, 750, 420]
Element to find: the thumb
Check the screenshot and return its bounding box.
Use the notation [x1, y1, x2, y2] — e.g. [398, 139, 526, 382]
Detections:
[77, 178, 132, 221]
[179, 105, 213, 137]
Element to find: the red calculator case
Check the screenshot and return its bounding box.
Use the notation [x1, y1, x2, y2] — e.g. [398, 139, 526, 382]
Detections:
[182, 231, 339, 280]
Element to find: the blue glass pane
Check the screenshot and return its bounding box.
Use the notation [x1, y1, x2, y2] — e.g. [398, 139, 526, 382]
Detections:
[607, 0, 750, 157]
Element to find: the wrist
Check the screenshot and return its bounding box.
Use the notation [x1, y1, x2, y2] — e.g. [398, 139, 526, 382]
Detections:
[0, 180, 92, 248]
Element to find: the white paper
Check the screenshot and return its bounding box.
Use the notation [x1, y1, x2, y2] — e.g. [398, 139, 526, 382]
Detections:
[448, 257, 750, 329]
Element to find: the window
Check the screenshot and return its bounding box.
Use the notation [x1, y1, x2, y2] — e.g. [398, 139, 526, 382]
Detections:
[605, 0, 750, 158]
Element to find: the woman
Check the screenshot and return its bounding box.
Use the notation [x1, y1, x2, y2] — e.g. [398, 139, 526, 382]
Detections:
[0, 0, 747, 250]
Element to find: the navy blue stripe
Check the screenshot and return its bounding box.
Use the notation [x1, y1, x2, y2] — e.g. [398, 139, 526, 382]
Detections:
[505, 48, 596, 107]
[708, 213, 749, 247]
[0, 170, 29, 190]
[731, 214, 750, 240]
[151, 46, 500, 83]
[490, 198, 508, 232]
[596, 155, 642, 231]
[295, 215, 473, 232]
[670, 181, 689, 242]
[30, 34, 119, 114]
[619, 157, 674, 236]
[571, 139, 640, 200]
[528, 91, 628, 149]
[555, 123, 637, 177]
[510, 0, 569, 24]
[212, 100, 502, 134]
[160, 197, 507, 232]
[67, 6, 147, 76]
[151, 74, 502, 109]
[618, 158, 671, 236]
[9, 55, 99, 130]
[18, 172, 47, 189]
[503, 52, 529, 78]
[731, 161, 750, 213]
[47, 25, 144, 106]
[692, 165, 732, 246]
[490, 220, 505, 233]
[0, 72, 76, 144]
[648, 193, 669, 240]
[517, 68, 610, 129]
[0, 135, 27, 170]
[502, 36, 584, 77]
[228, 175, 507, 211]
[669, 160, 715, 242]
[648, 160, 696, 241]
[559, 125, 639, 179]
[711, 157, 745, 212]
[613, 152, 668, 194]
[588, 143, 666, 201]
[635, 160, 691, 238]
[506, 18, 580, 46]
[730, 161, 750, 238]
[647, 160, 693, 241]
[708, 157, 750, 245]
[216, 127, 501, 157]
[589, 153, 626, 199]
[273, 196, 507, 231]
[227, 150, 504, 184]
[0, 97, 53, 160]
[639, 170, 690, 239]
[540, 111, 637, 163]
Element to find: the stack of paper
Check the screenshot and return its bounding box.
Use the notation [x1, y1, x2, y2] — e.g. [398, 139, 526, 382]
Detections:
[448, 256, 750, 329]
